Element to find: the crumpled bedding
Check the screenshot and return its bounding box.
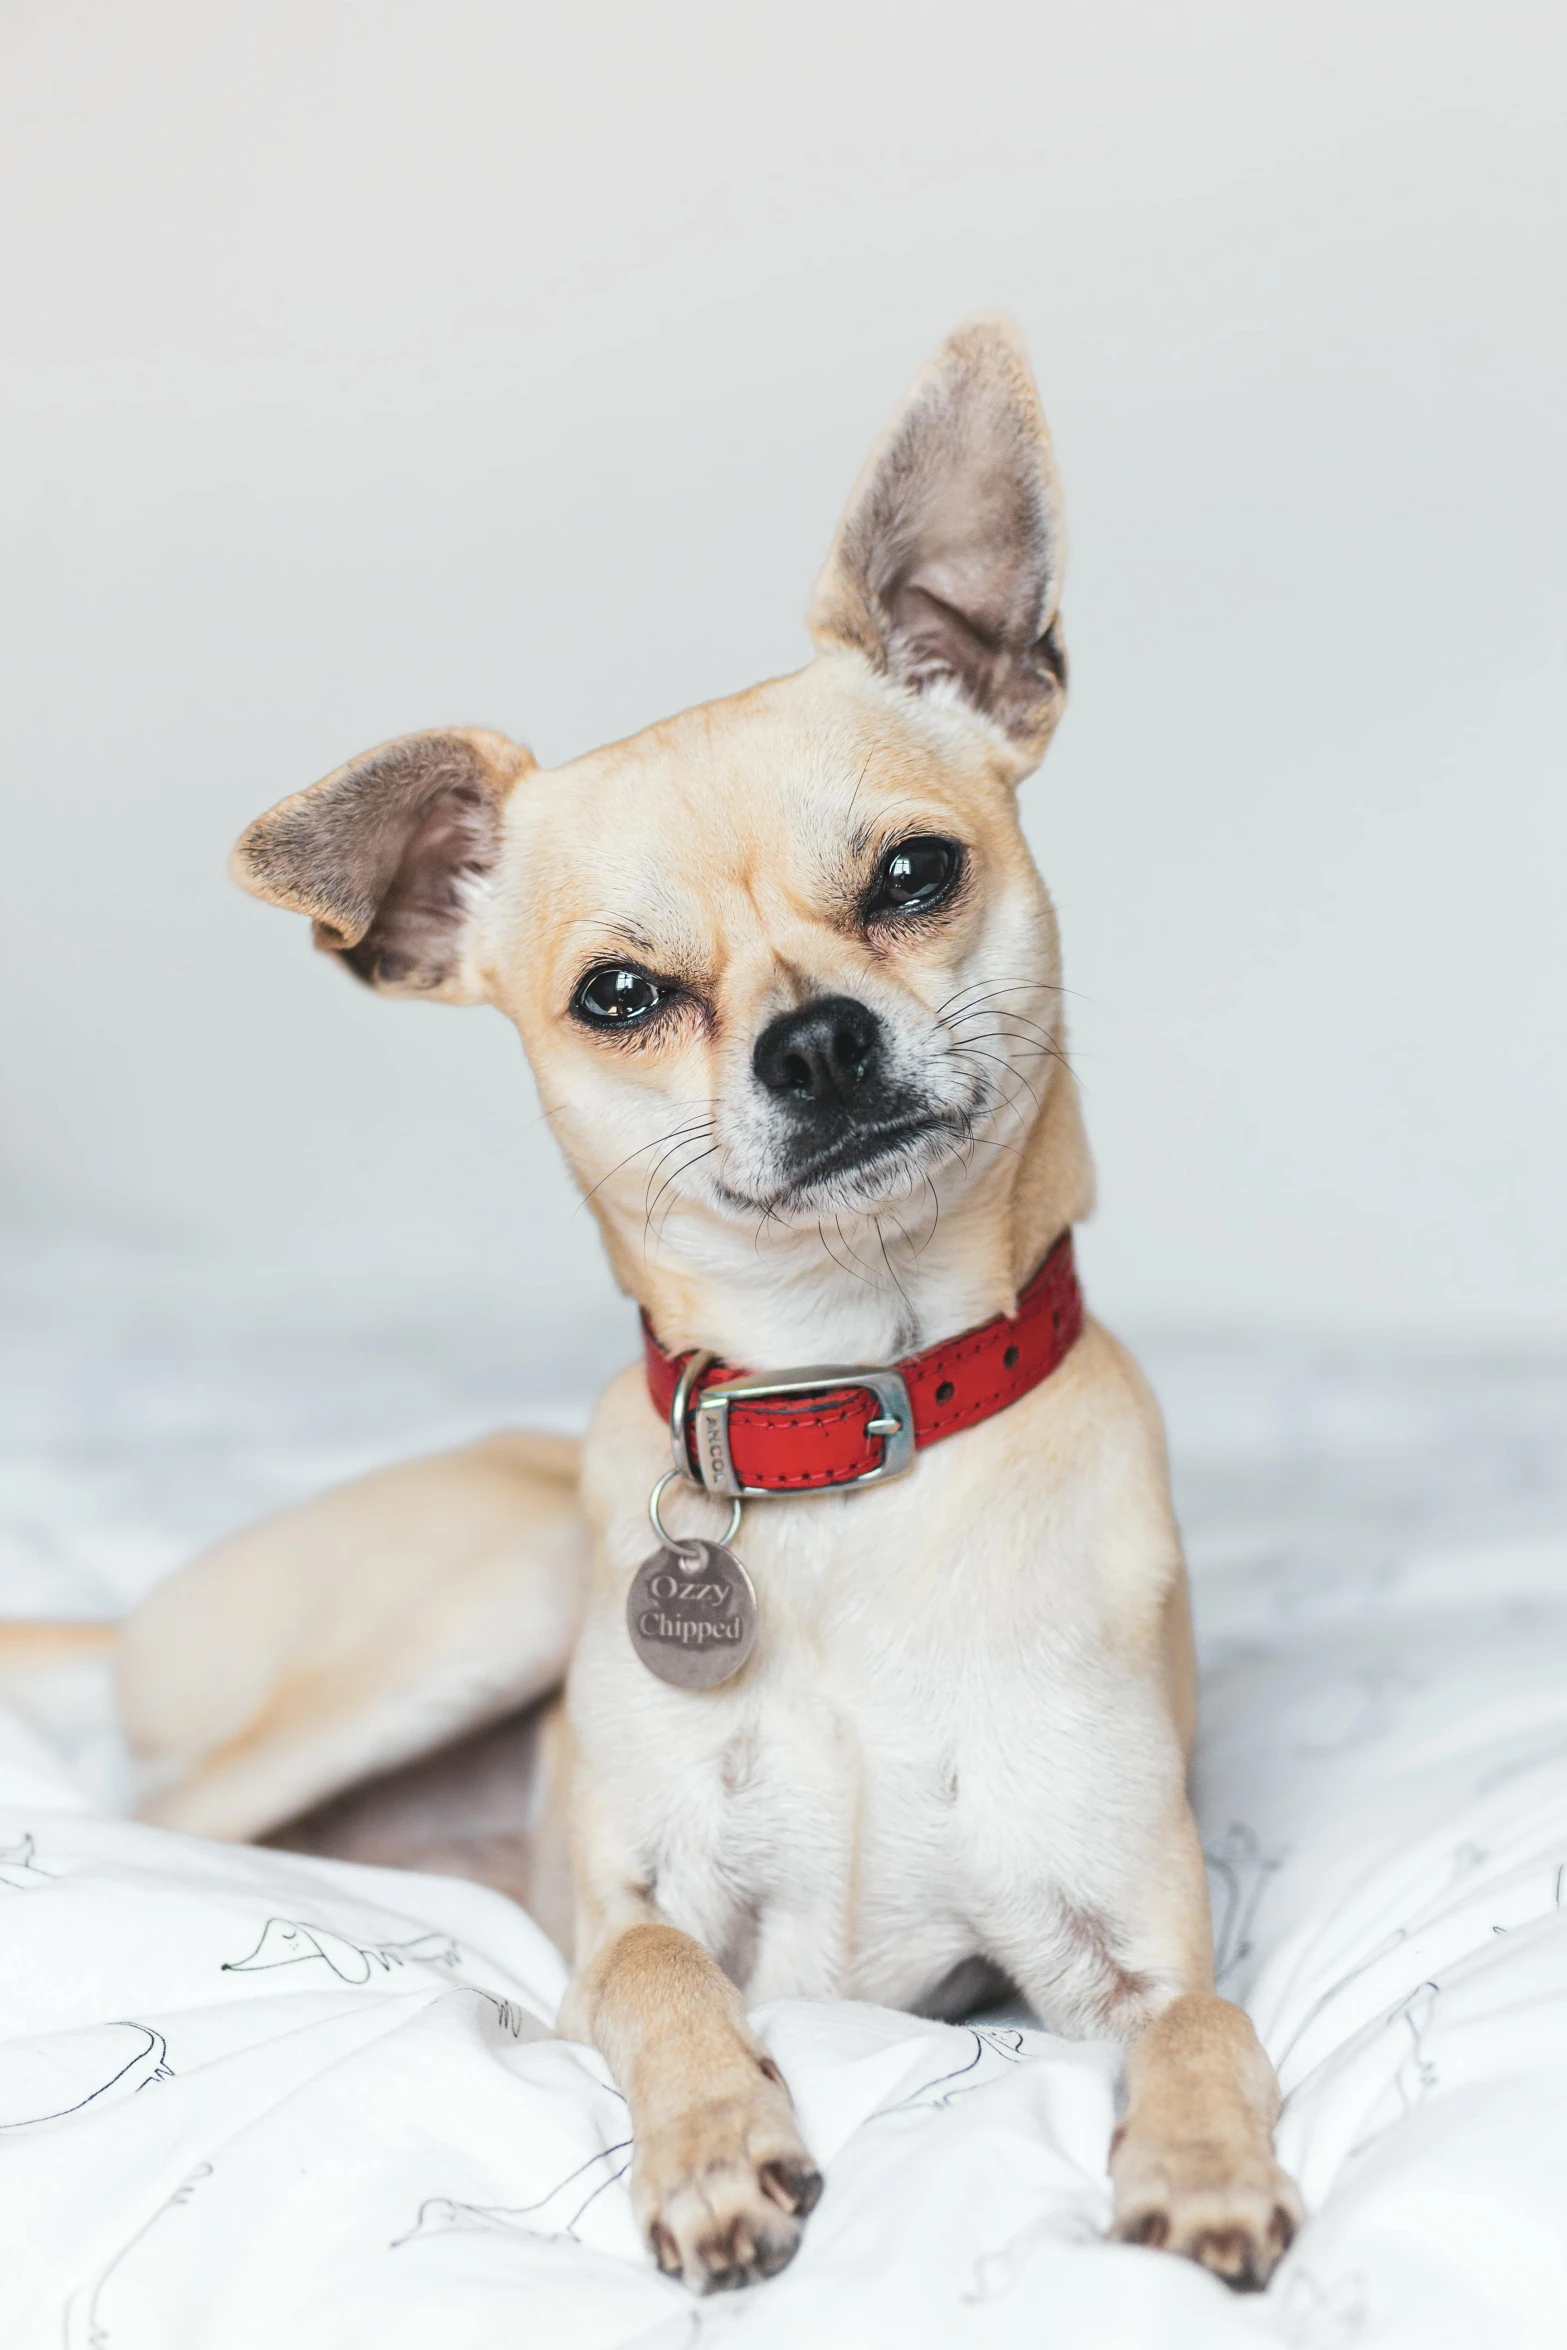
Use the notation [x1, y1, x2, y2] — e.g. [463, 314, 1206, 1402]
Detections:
[2, 1249, 1565, 2346]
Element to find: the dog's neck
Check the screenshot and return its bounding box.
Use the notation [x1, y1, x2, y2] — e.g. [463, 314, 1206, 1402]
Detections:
[595, 1064, 1094, 1370]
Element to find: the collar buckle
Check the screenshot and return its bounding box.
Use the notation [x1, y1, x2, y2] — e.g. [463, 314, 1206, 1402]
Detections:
[670, 1356, 916, 1498]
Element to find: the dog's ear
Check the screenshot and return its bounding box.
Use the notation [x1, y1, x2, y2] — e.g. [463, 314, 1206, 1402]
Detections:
[231, 727, 533, 1000]
[808, 316, 1066, 775]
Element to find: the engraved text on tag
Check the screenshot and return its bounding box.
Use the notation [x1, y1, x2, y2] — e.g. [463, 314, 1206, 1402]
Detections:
[626, 1538, 758, 1690]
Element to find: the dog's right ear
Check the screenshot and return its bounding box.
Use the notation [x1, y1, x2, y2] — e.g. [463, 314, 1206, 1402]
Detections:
[231, 727, 533, 1001]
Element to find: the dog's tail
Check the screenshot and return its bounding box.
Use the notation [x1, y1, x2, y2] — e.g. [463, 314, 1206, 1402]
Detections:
[0, 1620, 122, 1773]
[0, 1620, 120, 1666]
[120, 1428, 589, 1845]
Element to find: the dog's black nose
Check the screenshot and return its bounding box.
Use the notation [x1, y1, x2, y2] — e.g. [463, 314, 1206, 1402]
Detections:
[753, 996, 884, 1106]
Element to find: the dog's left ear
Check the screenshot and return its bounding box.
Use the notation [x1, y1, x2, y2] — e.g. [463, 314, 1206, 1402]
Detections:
[808, 316, 1066, 777]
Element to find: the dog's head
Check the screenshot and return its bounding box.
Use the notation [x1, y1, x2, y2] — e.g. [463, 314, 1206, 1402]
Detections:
[234, 319, 1086, 1341]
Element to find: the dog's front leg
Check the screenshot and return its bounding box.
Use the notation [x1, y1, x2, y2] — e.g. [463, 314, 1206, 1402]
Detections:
[998, 1796, 1302, 2290]
[1110, 1986, 1302, 2290]
[1095, 1807, 1303, 2289]
[557, 1909, 822, 2291]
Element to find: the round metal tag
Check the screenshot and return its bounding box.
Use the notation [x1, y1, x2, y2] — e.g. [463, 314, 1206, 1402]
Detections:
[626, 1538, 758, 1690]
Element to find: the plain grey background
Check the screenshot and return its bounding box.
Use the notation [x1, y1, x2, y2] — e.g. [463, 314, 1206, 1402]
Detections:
[2, 0, 1563, 1355]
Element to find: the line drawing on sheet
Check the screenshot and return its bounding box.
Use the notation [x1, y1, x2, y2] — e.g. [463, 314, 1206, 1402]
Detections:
[463, 1986, 549, 2041]
[0, 1832, 57, 1889]
[1390, 1981, 1440, 2113]
[1473, 1732, 1567, 1797]
[1294, 1660, 1418, 1758]
[963, 2201, 1105, 2303]
[1205, 1821, 1287, 1988]
[1274, 1925, 1412, 2090]
[868, 2027, 1027, 2120]
[221, 1917, 461, 1984]
[1344, 1978, 1443, 2161]
[62, 2160, 214, 2350]
[0, 2022, 173, 2130]
[1275, 2262, 1370, 2346]
[395, 2139, 634, 2249]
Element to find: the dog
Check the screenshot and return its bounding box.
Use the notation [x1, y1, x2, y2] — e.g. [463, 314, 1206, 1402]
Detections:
[112, 318, 1303, 2293]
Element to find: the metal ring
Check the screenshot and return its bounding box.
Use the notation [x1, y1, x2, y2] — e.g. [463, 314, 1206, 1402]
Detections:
[648, 1469, 742, 1551]
[668, 1347, 715, 1479]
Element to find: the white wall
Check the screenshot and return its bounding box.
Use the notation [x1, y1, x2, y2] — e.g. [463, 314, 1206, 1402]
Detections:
[2, 0, 1564, 1339]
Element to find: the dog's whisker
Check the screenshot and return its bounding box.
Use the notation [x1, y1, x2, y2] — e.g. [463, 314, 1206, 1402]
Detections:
[881, 1199, 920, 1260]
[944, 999, 1064, 1037]
[948, 1043, 1042, 1118]
[645, 1133, 720, 1218]
[945, 1096, 1025, 1163]
[947, 1030, 1070, 1077]
[642, 1142, 723, 1263]
[751, 1197, 791, 1257]
[815, 1217, 878, 1289]
[640, 1123, 718, 1217]
[575, 1117, 715, 1215]
[873, 1215, 914, 1314]
[944, 1024, 1066, 1071]
[960, 1125, 1025, 1159]
[641, 1129, 719, 1220]
[922, 1171, 942, 1248]
[936, 976, 1036, 1016]
[942, 1028, 1066, 1078]
[834, 1210, 879, 1281]
[934, 976, 1065, 1020]
[943, 1006, 1061, 1046]
[948, 1072, 1033, 1150]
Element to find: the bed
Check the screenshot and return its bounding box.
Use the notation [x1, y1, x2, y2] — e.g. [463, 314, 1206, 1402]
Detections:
[2, 1230, 1564, 2346]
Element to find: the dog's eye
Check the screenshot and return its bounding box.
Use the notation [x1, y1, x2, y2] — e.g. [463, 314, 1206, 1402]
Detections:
[866, 836, 961, 919]
[573, 966, 666, 1026]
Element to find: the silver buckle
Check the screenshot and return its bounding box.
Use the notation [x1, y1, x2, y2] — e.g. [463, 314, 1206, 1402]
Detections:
[671, 1357, 915, 1499]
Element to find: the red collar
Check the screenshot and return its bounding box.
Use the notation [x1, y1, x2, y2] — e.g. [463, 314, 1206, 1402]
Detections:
[643, 1231, 1083, 1499]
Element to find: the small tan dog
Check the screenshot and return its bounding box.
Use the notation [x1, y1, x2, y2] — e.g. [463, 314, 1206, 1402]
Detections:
[115, 319, 1302, 2294]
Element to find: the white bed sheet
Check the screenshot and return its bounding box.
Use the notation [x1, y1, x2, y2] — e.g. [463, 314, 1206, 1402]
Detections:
[2, 1237, 1565, 2348]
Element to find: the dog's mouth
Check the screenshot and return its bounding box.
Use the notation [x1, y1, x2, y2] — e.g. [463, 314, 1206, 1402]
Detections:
[789, 1115, 951, 1186]
[721, 1110, 966, 1217]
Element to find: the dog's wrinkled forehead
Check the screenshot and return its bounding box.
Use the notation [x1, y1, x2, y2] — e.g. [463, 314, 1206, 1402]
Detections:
[506, 670, 1014, 1014]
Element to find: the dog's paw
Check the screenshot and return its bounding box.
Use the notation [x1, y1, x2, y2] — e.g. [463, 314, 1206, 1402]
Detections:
[1110, 2136, 1303, 2292]
[633, 2081, 822, 2293]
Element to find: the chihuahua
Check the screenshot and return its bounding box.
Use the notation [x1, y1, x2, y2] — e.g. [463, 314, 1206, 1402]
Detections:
[117, 319, 1302, 2293]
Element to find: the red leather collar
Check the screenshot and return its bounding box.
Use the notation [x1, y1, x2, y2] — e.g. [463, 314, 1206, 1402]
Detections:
[643, 1231, 1083, 1497]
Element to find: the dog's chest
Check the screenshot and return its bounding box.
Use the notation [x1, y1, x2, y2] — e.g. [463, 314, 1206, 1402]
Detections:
[632, 1624, 980, 2006]
[578, 1441, 1126, 2011]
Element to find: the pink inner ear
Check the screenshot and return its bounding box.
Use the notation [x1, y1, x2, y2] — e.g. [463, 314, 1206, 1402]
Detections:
[235, 727, 515, 987]
[888, 579, 1067, 743]
[810, 321, 1066, 759]
[343, 777, 496, 991]
[890, 580, 1007, 700]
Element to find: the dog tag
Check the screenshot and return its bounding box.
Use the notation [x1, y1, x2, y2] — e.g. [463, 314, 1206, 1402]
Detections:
[626, 1537, 758, 1690]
